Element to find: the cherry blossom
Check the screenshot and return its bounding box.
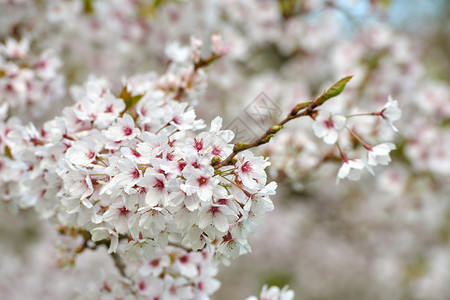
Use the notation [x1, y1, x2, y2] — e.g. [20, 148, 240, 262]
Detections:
[312, 110, 347, 144]
[367, 143, 396, 167]
[337, 158, 367, 182]
[379, 95, 402, 132]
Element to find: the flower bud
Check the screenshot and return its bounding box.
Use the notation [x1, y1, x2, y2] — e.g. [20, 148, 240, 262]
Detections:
[234, 142, 248, 151]
[291, 101, 311, 115]
[211, 156, 221, 166]
[268, 125, 283, 134]
[261, 134, 274, 144]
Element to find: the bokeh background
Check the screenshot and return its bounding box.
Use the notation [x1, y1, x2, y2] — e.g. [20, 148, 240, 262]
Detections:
[1, 0, 449, 299]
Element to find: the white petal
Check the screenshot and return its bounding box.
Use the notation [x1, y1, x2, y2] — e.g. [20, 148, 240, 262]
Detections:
[210, 116, 223, 132]
[198, 213, 212, 229]
[213, 214, 229, 233]
[312, 122, 327, 138]
[332, 115, 347, 129]
[323, 130, 338, 144]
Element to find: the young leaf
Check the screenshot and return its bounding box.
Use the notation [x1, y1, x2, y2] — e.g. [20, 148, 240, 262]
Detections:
[316, 76, 353, 105]
[119, 87, 143, 112]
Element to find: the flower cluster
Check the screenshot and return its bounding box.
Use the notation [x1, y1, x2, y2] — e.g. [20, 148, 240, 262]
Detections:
[0, 37, 64, 213]
[262, 93, 401, 184]
[264, 91, 401, 186]
[8, 69, 276, 264]
[0, 38, 64, 120]
[83, 247, 220, 300]
[312, 95, 400, 182]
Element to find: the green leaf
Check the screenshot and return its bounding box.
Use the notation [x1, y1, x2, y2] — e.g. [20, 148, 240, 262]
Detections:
[127, 95, 143, 111]
[325, 76, 353, 99]
[317, 76, 353, 105]
[119, 87, 143, 112]
[83, 0, 94, 14]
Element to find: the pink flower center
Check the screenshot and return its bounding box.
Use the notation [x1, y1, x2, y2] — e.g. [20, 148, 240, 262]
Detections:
[5, 83, 14, 92]
[153, 179, 165, 191]
[131, 149, 141, 158]
[241, 161, 252, 173]
[222, 232, 232, 242]
[150, 258, 160, 267]
[197, 176, 209, 186]
[105, 104, 113, 113]
[131, 168, 140, 179]
[212, 145, 221, 155]
[178, 160, 187, 171]
[324, 118, 334, 128]
[210, 206, 220, 216]
[118, 206, 130, 216]
[35, 60, 47, 69]
[86, 151, 96, 160]
[194, 138, 203, 152]
[166, 152, 175, 161]
[170, 285, 177, 295]
[217, 198, 228, 205]
[123, 126, 133, 136]
[179, 254, 189, 264]
[172, 116, 180, 124]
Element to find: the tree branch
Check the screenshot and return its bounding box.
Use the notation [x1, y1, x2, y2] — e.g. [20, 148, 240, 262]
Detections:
[111, 252, 127, 278]
[214, 76, 353, 169]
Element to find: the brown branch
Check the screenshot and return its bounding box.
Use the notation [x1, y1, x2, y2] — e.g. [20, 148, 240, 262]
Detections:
[111, 252, 127, 278]
[214, 76, 353, 169]
[215, 92, 342, 169]
[194, 54, 219, 70]
[59, 227, 131, 279]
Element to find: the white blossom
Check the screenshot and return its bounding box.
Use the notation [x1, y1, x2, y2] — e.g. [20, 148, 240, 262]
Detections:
[368, 143, 396, 166]
[380, 95, 402, 132]
[337, 158, 367, 182]
[312, 110, 346, 144]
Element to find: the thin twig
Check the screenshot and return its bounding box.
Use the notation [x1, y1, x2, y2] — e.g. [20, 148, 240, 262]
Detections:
[214, 97, 320, 169]
[214, 75, 354, 169]
[111, 252, 127, 278]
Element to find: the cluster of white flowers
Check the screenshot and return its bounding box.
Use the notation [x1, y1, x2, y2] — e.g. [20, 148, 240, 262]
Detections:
[0, 27, 283, 298]
[0, 38, 64, 120]
[0, 37, 64, 213]
[264, 92, 401, 187]
[1, 36, 278, 297]
[311, 95, 401, 182]
[8, 56, 275, 265]
[83, 246, 220, 300]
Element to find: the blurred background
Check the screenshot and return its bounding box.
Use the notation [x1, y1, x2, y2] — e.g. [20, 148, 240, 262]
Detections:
[1, 0, 449, 299]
